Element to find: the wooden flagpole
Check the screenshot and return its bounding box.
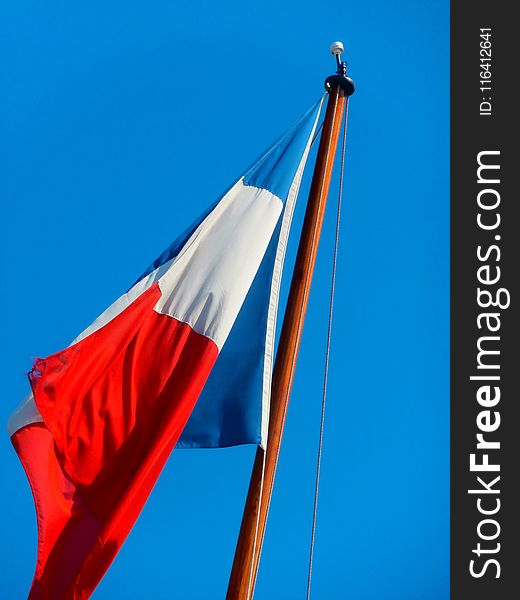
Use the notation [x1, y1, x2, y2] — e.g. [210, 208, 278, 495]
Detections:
[226, 44, 355, 600]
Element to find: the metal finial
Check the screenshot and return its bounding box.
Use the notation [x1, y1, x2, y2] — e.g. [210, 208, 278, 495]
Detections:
[324, 41, 355, 96]
[330, 41, 344, 69]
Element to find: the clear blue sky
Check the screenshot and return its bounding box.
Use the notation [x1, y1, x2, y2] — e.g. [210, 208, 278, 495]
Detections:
[0, 1, 449, 598]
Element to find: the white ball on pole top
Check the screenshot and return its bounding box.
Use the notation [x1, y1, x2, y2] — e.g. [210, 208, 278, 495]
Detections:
[330, 41, 344, 57]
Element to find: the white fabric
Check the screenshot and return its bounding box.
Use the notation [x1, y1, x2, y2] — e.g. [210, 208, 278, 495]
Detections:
[7, 392, 42, 436]
[154, 180, 282, 350]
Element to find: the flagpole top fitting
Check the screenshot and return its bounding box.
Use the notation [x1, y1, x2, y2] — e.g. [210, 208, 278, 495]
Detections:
[330, 41, 344, 65]
[325, 40, 355, 96]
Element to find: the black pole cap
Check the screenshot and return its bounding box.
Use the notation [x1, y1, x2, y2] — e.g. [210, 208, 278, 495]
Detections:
[324, 73, 355, 96]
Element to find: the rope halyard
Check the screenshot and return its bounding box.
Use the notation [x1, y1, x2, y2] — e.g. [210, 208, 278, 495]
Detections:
[246, 449, 266, 600]
[306, 100, 349, 600]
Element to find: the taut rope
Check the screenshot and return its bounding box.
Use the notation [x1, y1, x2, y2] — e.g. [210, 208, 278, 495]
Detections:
[306, 99, 349, 600]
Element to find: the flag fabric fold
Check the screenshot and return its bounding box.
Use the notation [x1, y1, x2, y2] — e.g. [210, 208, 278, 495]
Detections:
[8, 97, 322, 599]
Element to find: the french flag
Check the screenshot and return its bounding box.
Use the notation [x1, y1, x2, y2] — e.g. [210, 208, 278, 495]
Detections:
[8, 99, 322, 599]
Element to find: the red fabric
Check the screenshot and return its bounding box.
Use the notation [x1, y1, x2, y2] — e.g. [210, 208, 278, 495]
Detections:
[12, 283, 219, 599]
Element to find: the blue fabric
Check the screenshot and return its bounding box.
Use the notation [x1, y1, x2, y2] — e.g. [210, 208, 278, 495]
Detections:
[136, 98, 321, 448]
[243, 99, 322, 201]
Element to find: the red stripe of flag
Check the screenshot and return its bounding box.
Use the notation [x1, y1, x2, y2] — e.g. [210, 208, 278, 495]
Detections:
[12, 283, 218, 599]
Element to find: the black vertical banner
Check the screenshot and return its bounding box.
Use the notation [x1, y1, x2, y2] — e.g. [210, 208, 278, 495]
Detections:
[451, 2, 517, 599]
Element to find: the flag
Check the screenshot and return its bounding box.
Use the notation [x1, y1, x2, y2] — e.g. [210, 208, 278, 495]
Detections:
[8, 98, 322, 599]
